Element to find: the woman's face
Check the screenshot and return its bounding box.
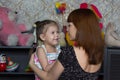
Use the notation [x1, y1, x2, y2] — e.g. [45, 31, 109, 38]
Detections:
[67, 22, 77, 40]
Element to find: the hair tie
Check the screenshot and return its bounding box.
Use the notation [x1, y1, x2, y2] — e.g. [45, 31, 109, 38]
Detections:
[33, 24, 37, 28]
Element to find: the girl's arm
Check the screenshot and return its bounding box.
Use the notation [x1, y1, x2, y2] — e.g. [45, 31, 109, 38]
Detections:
[36, 47, 52, 71]
[29, 53, 64, 80]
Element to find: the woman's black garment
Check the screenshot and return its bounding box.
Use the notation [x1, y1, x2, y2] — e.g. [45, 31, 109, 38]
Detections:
[58, 46, 100, 80]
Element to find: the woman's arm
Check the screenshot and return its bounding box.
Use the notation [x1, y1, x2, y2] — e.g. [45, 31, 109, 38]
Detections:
[29, 53, 64, 80]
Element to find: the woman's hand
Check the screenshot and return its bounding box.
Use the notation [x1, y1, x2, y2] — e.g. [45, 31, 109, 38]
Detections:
[28, 52, 64, 80]
[29, 53, 35, 68]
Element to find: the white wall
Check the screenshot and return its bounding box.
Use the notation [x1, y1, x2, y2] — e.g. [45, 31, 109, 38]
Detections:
[0, 0, 120, 34]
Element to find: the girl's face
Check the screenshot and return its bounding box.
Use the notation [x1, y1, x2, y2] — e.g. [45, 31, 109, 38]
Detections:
[67, 22, 77, 40]
[42, 24, 59, 46]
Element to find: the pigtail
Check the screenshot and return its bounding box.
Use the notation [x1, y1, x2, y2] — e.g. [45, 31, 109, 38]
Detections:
[33, 23, 37, 44]
[33, 21, 43, 47]
[28, 23, 37, 56]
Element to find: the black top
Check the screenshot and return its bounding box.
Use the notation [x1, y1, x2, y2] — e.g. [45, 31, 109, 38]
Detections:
[58, 46, 99, 80]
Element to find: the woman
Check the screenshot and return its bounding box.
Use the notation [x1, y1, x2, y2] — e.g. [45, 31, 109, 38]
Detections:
[29, 9, 104, 80]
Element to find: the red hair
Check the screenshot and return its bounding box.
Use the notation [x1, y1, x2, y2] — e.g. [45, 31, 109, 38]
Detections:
[80, 3, 103, 29]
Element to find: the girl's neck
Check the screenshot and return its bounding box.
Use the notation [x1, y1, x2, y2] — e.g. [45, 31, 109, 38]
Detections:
[43, 44, 57, 53]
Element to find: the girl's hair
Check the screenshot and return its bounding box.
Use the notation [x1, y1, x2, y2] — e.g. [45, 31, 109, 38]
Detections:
[29, 20, 59, 56]
[35, 20, 59, 45]
[67, 9, 104, 64]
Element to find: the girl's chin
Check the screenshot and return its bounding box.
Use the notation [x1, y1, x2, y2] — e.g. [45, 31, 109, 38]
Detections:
[53, 43, 59, 46]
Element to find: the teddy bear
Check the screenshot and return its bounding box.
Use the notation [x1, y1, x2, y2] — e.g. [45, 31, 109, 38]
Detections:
[59, 32, 66, 47]
[0, 6, 34, 46]
[105, 22, 120, 47]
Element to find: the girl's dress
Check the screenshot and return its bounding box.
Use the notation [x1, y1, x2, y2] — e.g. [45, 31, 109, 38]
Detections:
[34, 45, 61, 80]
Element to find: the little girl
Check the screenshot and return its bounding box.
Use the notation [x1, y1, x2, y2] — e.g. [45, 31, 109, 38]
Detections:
[33, 20, 61, 80]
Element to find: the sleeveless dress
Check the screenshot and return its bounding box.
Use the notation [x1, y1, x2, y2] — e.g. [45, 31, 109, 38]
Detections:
[58, 46, 100, 80]
[34, 45, 61, 80]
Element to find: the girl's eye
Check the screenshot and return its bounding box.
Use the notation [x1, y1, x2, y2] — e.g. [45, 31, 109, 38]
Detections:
[57, 31, 59, 33]
[52, 32, 54, 34]
[51, 31, 59, 34]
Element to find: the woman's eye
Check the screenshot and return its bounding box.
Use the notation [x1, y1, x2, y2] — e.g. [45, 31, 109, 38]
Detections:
[68, 24, 71, 27]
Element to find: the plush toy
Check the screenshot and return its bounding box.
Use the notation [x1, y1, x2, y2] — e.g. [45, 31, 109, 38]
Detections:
[59, 32, 66, 47]
[0, 6, 34, 46]
[6, 57, 19, 72]
[0, 54, 6, 72]
[105, 22, 120, 47]
[65, 32, 74, 46]
[25, 65, 33, 72]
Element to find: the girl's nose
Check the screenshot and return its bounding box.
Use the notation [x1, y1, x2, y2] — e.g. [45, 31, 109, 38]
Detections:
[56, 32, 59, 37]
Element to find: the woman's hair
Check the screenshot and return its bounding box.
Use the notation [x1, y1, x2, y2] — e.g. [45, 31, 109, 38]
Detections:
[67, 9, 104, 64]
[35, 20, 59, 45]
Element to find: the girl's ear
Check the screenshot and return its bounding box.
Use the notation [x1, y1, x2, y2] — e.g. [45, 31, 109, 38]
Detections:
[40, 34, 45, 41]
